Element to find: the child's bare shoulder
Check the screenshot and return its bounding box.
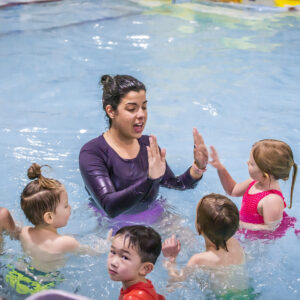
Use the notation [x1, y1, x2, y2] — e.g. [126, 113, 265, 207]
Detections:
[187, 251, 218, 267]
[53, 235, 79, 253]
[19, 226, 32, 238]
[261, 193, 284, 207]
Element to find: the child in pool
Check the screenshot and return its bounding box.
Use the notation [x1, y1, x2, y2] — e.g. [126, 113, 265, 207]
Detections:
[162, 193, 244, 280]
[107, 225, 165, 300]
[19, 163, 109, 267]
[210, 139, 297, 231]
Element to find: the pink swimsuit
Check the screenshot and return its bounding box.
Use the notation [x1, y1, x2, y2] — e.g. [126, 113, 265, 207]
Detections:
[240, 180, 286, 224]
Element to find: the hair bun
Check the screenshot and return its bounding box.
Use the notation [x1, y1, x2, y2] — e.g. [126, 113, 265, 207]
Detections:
[100, 75, 112, 86]
[27, 163, 41, 180]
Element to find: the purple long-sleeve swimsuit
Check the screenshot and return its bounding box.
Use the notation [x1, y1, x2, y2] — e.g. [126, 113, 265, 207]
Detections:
[79, 135, 201, 218]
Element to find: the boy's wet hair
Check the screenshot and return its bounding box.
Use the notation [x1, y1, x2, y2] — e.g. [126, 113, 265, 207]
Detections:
[100, 74, 146, 128]
[115, 225, 162, 264]
[252, 139, 297, 208]
[195, 193, 239, 252]
[21, 163, 63, 225]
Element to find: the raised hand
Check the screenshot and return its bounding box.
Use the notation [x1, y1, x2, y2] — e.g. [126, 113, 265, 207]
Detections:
[209, 146, 222, 169]
[193, 128, 208, 169]
[162, 235, 181, 262]
[147, 135, 166, 180]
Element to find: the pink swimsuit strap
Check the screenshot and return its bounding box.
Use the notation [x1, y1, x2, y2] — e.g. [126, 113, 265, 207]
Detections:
[246, 180, 286, 207]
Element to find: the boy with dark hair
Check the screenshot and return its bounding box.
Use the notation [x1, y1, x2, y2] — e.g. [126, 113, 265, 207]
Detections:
[107, 225, 165, 300]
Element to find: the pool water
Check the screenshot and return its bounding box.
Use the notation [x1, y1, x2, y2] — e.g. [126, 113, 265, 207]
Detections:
[0, 0, 300, 299]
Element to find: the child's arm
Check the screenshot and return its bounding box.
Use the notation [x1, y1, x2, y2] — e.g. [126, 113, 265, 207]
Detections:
[0, 207, 20, 239]
[162, 235, 185, 281]
[262, 194, 285, 224]
[76, 238, 111, 256]
[61, 229, 112, 255]
[56, 235, 80, 253]
[209, 146, 251, 197]
[239, 221, 279, 231]
[162, 236, 211, 282]
[56, 236, 107, 255]
[162, 235, 197, 282]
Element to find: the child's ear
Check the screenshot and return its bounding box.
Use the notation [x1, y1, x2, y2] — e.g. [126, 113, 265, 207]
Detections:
[43, 212, 54, 225]
[196, 223, 202, 235]
[139, 262, 154, 276]
[105, 105, 115, 120]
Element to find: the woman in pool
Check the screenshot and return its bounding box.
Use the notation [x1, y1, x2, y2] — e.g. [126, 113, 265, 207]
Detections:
[79, 74, 208, 219]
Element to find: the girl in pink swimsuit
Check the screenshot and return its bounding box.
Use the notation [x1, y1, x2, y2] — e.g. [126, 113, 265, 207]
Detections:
[209, 139, 297, 234]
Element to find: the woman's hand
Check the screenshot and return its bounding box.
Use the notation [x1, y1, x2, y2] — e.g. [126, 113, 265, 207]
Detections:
[162, 235, 181, 263]
[147, 135, 166, 180]
[193, 128, 208, 169]
[209, 146, 223, 170]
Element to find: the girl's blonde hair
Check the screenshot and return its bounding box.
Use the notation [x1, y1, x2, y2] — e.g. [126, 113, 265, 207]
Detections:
[252, 139, 297, 208]
[21, 163, 63, 225]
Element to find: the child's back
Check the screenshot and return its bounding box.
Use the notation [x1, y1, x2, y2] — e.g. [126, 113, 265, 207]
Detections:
[19, 225, 79, 271]
[20, 228, 67, 272]
[189, 237, 244, 268]
[20, 226, 78, 255]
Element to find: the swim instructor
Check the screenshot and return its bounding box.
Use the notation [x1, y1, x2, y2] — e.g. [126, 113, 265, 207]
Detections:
[79, 75, 208, 218]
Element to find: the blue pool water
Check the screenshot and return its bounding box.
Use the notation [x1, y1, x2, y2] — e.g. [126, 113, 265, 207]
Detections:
[1, 0, 300, 299]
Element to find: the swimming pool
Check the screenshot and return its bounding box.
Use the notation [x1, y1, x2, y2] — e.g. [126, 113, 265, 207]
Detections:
[1, 0, 300, 299]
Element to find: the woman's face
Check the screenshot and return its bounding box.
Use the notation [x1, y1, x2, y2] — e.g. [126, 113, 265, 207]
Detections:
[110, 90, 147, 140]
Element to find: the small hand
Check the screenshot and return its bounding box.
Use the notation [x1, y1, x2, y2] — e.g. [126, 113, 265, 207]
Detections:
[193, 128, 208, 169]
[209, 146, 222, 169]
[147, 135, 166, 180]
[162, 235, 181, 262]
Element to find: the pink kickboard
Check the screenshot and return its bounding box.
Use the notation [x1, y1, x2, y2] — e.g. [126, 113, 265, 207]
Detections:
[25, 290, 91, 300]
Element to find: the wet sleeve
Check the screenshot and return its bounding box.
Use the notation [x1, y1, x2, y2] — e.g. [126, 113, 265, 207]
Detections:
[79, 148, 160, 218]
[160, 162, 202, 190]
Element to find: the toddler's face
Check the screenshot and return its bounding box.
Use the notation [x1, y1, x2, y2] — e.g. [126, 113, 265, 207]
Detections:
[107, 234, 143, 287]
[247, 151, 263, 181]
[52, 188, 71, 228]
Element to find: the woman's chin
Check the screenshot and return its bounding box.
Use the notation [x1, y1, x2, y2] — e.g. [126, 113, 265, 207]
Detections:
[132, 128, 144, 138]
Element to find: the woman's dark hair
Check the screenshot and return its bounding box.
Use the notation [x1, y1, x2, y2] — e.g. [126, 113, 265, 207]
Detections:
[115, 225, 161, 264]
[100, 75, 146, 127]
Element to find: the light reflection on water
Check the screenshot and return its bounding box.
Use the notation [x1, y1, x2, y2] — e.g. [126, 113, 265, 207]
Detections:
[0, 0, 300, 299]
